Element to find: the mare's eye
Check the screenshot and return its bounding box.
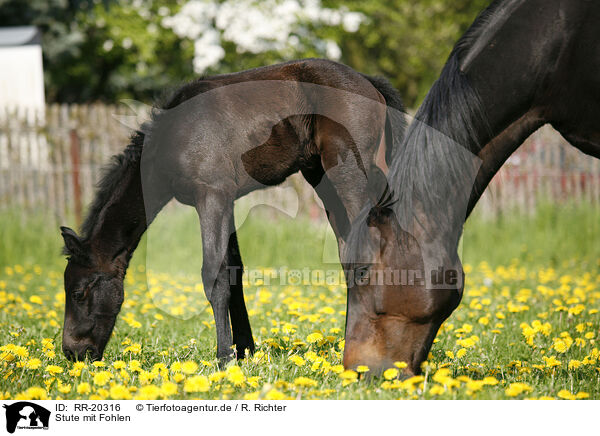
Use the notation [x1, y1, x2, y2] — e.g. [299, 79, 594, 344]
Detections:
[354, 265, 370, 283]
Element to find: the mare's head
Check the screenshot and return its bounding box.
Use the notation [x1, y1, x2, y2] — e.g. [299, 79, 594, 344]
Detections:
[341, 169, 463, 376]
[60, 227, 126, 361]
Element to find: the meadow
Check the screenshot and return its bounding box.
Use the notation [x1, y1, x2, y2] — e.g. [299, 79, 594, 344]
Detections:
[1, 201, 599, 400]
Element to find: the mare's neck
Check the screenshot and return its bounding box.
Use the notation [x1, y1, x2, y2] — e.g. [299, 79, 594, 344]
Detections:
[466, 110, 546, 216]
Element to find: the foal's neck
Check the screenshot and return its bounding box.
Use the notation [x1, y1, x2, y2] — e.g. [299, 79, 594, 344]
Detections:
[87, 159, 147, 269]
[81, 137, 167, 272]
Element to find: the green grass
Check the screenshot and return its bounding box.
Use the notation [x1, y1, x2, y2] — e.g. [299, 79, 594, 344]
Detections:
[462, 201, 600, 266]
[0, 202, 599, 400]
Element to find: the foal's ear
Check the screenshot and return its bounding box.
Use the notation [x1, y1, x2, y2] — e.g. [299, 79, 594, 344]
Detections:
[112, 249, 129, 271]
[60, 226, 85, 258]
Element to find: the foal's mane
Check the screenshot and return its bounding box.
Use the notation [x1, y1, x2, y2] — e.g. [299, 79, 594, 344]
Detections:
[345, 1, 504, 258]
[79, 78, 212, 241]
[80, 132, 145, 241]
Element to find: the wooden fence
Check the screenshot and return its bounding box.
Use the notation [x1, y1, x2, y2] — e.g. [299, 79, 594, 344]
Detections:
[0, 104, 134, 223]
[0, 105, 599, 224]
[477, 125, 600, 217]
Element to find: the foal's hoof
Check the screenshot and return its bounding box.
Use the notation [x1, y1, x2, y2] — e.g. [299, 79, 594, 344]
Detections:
[235, 342, 256, 359]
[216, 353, 235, 369]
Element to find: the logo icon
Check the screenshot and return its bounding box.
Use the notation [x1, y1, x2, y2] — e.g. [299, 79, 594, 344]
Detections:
[2, 402, 50, 433]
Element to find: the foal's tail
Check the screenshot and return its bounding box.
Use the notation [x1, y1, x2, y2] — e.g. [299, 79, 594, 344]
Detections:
[360, 74, 407, 166]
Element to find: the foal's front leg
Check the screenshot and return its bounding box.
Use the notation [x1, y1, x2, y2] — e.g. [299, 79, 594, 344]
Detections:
[196, 189, 236, 363]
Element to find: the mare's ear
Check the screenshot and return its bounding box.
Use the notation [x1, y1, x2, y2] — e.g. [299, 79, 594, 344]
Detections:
[60, 226, 85, 258]
[367, 164, 397, 209]
[365, 165, 398, 248]
[367, 165, 389, 205]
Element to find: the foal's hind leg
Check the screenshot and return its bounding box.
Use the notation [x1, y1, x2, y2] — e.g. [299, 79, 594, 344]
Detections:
[195, 189, 236, 363]
[227, 216, 255, 358]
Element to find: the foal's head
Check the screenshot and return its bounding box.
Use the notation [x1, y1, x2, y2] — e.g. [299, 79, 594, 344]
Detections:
[60, 227, 126, 361]
[342, 170, 463, 376]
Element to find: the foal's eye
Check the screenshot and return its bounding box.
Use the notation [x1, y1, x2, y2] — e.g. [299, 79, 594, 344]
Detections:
[72, 289, 86, 302]
[73, 277, 99, 302]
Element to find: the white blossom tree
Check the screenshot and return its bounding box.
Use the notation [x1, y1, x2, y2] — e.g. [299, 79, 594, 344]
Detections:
[162, 0, 364, 73]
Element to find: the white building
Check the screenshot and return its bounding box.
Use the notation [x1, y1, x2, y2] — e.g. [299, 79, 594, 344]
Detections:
[0, 26, 46, 171]
[0, 26, 45, 111]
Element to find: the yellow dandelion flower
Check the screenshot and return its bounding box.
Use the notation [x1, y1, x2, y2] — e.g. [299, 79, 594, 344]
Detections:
[383, 368, 399, 380]
[466, 380, 485, 392]
[429, 385, 445, 396]
[57, 382, 71, 394]
[505, 383, 532, 397]
[306, 332, 324, 343]
[161, 381, 178, 397]
[172, 373, 185, 383]
[331, 364, 345, 374]
[482, 376, 499, 385]
[209, 371, 227, 382]
[553, 339, 569, 353]
[543, 355, 562, 368]
[183, 375, 210, 393]
[77, 383, 91, 395]
[181, 361, 198, 375]
[123, 343, 142, 354]
[109, 385, 132, 400]
[294, 377, 318, 387]
[244, 391, 260, 400]
[339, 370, 358, 381]
[17, 387, 47, 400]
[45, 365, 63, 375]
[93, 371, 113, 386]
[25, 358, 42, 369]
[265, 389, 285, 400]
[135, 385, 161, 400]
[557, 389, 576, 400]
[112, 360, 126, 370]
[226, 366, 246, 386]
[29, 295, 42, 305]
[289, 355, 306, 367]
[246, 376, 260, 388]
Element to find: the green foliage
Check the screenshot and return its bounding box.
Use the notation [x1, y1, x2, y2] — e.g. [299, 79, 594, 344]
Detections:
[1, 0, 492, 106]
[326, 0, 490, 106]
[0, 0, 193, 103]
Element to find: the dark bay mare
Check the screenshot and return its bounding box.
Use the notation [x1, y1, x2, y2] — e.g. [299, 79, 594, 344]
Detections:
[344, 0, 600, 375]
[59, 58, 406, 363]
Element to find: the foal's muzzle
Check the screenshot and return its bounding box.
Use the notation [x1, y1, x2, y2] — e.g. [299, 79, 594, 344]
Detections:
[63, 343, 100, 362]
